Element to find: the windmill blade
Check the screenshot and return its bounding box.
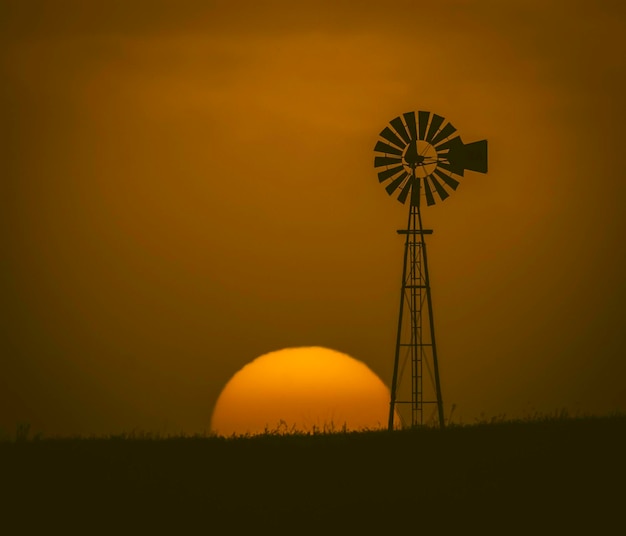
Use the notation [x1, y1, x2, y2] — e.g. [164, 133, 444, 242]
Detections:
[434, 135, 462, 153]
[374, 155, 402, 168]
[377, 165, 405, 183]
[425, 114, 445, 143]
[385, 171, 408, 195]
[379, 127, 406, 149]
[430, 122, 457, 146]
[418, 111, 430, 140]
[423, 177, 436, 206]
[403, 112, 418, 141]
[429, 174, 450, 202]
[374, 140, 403, 156]
[390, 116, 411, 144]
[434, 168, 460, 190]
[397, 176, 416, 204]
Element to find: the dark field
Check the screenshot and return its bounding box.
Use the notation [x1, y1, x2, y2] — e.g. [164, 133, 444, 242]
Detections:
[2, 414, 624, 534]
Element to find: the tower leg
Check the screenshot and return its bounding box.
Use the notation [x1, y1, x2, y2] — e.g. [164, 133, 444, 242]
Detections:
[416, 205, 445, 429]
[388, 208, 412, 431]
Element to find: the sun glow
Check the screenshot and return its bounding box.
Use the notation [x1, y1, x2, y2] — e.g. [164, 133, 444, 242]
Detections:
[210, 347, 394, 436]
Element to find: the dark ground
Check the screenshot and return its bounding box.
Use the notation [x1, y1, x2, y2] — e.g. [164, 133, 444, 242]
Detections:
[2, 414, 624, 534]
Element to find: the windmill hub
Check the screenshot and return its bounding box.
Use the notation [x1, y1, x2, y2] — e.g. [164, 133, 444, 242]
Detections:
[403, 140, 438, 178]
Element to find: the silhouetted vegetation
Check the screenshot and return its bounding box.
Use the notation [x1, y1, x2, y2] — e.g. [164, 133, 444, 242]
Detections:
[2, 413, 624, 534]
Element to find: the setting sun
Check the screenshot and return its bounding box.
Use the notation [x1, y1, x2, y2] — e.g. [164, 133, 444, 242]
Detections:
[210, 347, 394, 436]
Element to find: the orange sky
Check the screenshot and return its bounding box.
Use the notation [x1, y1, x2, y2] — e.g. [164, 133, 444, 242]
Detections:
[2, 0, 625, 436]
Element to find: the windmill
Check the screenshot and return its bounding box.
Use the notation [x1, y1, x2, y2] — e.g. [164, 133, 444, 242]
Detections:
[374, 111, 488, 430]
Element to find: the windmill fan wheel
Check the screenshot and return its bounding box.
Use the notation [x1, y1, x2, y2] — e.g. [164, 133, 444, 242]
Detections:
[374, 111, 488, 206]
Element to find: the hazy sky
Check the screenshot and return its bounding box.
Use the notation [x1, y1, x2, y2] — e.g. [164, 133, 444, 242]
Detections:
[2, 0, 625, 436]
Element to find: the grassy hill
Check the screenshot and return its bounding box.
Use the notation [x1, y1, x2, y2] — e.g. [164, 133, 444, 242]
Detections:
[2, 414, 624, 534]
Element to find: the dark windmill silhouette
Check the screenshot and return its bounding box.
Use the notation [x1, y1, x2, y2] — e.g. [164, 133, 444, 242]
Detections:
[374, 111, 488, 430]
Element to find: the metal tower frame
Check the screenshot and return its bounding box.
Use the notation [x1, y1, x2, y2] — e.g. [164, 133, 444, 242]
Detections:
[388, 169, 444, 430]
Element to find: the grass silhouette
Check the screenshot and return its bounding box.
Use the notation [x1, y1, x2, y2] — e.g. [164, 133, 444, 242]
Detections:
[2, 412, 624, 534]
